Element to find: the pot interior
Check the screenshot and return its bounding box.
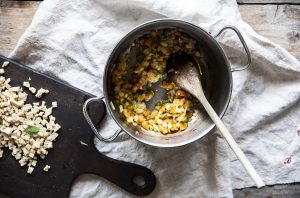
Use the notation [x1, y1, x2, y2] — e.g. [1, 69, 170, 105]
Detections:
[104, 20, 232, 147]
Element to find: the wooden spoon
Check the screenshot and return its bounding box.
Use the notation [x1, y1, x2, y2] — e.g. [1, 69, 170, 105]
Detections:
[167, 51, 264, 188]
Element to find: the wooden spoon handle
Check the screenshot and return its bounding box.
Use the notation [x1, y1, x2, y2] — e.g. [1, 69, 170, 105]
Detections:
[198, 94, 265, 188]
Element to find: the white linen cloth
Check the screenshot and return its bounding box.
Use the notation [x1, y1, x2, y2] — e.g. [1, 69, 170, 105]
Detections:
[8, 0, 300, 197]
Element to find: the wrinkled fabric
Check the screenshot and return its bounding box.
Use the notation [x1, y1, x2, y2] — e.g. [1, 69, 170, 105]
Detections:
[9, 0, 300, 197]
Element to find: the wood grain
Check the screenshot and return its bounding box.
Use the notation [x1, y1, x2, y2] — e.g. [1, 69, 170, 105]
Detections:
[0, 2, 299, 60]
[233, 183, 300, 198]
[0, 1, 39, 56]
[238, 0, 300, 4]
[240, 4, 300, 59]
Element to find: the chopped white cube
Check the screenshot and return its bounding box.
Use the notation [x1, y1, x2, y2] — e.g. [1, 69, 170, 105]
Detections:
[43, 165, 51, 172]
[27, 166, 34, 174]
[29, 87, 36, 94]
[2, 61, 9, 67]
[52, 101, 58, 108]
[23, 81, 30, 88]
[35, 88, 49, 98]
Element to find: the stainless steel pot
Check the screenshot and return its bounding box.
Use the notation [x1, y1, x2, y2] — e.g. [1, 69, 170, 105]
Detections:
[83, 19, 251, 147]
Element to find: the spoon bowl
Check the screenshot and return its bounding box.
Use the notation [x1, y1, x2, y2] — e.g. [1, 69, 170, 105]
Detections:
[167, 51, 204, 99]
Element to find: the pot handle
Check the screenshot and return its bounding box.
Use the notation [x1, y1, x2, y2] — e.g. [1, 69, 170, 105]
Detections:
[214, 25, 252, 72]
[83, 96, 122, 142]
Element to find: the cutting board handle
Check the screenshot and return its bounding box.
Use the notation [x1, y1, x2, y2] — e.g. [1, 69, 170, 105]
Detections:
[84, 145, 156, 196]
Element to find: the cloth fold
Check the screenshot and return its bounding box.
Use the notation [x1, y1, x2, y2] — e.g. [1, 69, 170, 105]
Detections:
[9, 0, 300, 197]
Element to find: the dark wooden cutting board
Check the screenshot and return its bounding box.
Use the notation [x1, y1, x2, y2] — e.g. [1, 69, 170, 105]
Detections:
[0, 56, 156, 197]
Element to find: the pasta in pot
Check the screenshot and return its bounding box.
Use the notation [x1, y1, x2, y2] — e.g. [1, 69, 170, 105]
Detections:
[111, 29, 201, 134]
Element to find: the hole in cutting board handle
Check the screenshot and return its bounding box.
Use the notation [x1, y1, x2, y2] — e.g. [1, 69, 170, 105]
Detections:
[132, 175, 147, 188]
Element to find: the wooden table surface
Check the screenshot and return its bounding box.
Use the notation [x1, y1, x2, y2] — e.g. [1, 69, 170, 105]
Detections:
[0, 0, 300, 197]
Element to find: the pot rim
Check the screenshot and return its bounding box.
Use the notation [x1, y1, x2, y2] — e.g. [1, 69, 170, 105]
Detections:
[103, 18, 233, 147]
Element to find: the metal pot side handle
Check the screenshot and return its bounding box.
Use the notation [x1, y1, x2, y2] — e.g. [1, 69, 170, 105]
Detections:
[83, 96, 122, 142]
[214, 25, 252, 72]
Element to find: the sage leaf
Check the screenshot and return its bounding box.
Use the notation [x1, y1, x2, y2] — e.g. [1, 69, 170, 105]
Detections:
[25, 126, 39, 134]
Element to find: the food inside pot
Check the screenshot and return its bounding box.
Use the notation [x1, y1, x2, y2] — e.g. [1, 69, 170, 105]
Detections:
[111, 29, 202, 134]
